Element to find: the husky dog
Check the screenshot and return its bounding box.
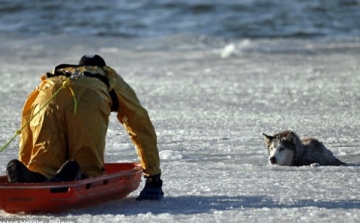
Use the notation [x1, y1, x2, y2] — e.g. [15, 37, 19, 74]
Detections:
[262, 130, 346, 166]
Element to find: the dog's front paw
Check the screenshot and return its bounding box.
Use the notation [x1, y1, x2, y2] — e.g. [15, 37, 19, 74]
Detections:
[310, 163, 320, 167]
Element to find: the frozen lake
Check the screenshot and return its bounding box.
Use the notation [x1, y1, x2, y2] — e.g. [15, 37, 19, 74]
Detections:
[0, 34, 360, 222]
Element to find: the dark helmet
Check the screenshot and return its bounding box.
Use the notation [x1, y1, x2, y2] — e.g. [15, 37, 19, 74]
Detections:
[78, 54, 106, 67]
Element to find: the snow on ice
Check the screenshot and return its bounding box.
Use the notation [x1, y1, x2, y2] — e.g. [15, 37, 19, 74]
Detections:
[0, 34, 360, 222]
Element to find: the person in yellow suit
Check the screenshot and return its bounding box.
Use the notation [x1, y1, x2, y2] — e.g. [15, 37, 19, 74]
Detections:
[6, 55, 163, 200]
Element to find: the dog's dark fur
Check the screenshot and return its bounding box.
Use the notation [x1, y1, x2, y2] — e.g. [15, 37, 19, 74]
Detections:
[263, 130, 346, 166]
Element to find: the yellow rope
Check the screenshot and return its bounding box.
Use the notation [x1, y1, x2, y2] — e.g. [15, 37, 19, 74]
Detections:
[0, 77, 72, 153]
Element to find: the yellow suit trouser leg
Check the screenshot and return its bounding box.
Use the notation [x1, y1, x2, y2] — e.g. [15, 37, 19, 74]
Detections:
[19, 78, 110, 178]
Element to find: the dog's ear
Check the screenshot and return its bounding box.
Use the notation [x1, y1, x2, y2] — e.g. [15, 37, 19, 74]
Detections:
[286, 131, 297, 144]
[262, 133, 273, 147]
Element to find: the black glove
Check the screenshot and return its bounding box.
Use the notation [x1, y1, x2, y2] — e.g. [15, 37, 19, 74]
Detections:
[136, 174, 164, 201]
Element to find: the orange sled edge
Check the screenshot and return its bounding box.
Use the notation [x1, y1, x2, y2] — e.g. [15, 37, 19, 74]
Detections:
[0, 162, 143, 214]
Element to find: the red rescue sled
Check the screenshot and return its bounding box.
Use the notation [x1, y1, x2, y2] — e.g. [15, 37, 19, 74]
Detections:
[0, 162, 142, 214]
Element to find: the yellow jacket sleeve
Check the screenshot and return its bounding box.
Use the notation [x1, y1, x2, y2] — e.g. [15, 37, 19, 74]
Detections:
[105, 67, 161, 177]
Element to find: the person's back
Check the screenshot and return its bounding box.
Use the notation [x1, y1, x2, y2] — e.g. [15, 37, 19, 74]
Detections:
[7, 55, 164, 200]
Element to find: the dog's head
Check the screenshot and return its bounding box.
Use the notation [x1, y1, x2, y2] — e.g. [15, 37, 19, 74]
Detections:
[262, 131, 298, 166]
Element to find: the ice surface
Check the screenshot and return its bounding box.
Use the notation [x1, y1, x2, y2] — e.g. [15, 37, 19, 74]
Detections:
[0, 34, 360, 222]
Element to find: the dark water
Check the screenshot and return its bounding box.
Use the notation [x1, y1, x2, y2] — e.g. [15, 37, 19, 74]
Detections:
[1, 0, 360, 38]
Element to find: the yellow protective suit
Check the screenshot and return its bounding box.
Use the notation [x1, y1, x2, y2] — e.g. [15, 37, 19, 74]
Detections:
[19, 65, 161, 178]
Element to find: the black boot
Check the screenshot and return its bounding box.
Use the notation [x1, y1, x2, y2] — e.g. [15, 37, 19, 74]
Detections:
[6, 159, 47, 183]
[136, 174, 164, 201]
[46, 160, 81, 183]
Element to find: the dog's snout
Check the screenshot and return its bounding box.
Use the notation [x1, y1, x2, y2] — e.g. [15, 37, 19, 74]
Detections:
[269, 156, 276, 164]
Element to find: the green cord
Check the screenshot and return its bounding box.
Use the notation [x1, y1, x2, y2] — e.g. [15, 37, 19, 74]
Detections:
[68, 86, 78, 115]
[0, 78, 72, 153]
